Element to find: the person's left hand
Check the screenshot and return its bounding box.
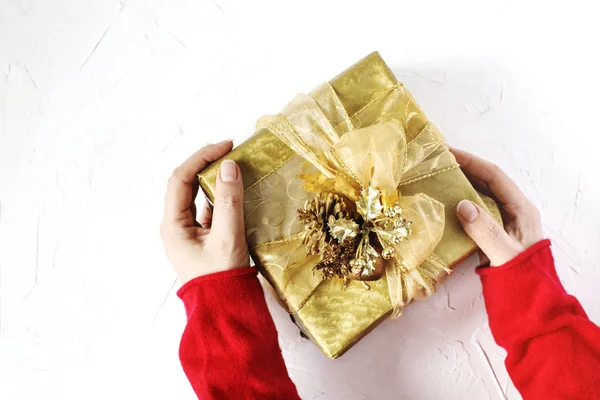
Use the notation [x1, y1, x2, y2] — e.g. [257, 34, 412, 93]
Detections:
[160, 140, 250, 285]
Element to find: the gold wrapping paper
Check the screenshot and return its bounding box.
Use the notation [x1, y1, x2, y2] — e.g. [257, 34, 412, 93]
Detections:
[198, 52, 500, 358]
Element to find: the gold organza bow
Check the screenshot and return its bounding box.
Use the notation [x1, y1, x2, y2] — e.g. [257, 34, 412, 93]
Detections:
[256, 83, 457, 317]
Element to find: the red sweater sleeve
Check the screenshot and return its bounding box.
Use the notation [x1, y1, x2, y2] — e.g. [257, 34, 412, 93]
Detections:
[177, 267, 300, 400]
[478, 239, 600, 399]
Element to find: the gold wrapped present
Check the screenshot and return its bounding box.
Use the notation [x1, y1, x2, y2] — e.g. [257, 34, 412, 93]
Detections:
[198, 52, 500, 359]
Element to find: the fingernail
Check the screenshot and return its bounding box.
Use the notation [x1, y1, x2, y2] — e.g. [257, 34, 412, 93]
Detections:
[219, 160, 238, 182]
[217, 139, 233, 145]
[457, 200, 479, 222]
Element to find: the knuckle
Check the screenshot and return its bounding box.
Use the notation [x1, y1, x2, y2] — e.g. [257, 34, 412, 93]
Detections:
[489, 163, 502, 173]
[486, 163, 502, 180]
[170, 167, 183, 183]
[216, 192, 241, 210]
[509, 201, 526, 215]
[160, 221, 187, 242]
[479, 220, 501, 242]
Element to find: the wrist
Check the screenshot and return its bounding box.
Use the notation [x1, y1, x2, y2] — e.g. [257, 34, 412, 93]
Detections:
[478, 239, 551, 272]
[177, 265, 249, 286]
[177, 266, 256, 298]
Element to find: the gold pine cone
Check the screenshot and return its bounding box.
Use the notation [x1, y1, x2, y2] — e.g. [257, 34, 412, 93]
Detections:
[298, 192, 350, 255]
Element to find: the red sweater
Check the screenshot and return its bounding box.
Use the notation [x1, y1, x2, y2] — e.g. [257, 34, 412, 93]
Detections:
[177, 240, 600, 399]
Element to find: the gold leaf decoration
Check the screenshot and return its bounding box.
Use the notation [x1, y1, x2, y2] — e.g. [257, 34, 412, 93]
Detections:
[356, 186, 383, 222]
[372, 205, 412, 260]
[328, 216, 359, 244]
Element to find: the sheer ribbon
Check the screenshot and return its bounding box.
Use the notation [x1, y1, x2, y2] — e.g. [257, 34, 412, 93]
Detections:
[253, 83, 458, 317]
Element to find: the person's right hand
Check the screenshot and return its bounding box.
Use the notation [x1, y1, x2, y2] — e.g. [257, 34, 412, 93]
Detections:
[450, 148, 544, 266]
[160, 141, 250, 285]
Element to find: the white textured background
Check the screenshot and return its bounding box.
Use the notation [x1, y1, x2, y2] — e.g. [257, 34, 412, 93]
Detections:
[1, 1, 599, 399]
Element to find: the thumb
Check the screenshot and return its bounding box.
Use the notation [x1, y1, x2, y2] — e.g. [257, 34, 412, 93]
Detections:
[456, 200, 523, 266]
[211, 160, 246, 243]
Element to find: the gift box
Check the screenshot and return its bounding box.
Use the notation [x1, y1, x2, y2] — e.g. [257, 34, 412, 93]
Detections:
[198, 52, 500, 359]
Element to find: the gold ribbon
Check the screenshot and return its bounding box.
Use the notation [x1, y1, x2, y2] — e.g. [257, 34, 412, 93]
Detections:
[253, 83, 458, 318]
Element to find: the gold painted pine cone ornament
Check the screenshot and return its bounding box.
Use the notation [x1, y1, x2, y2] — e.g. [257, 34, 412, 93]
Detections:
[298, 186, 412, 283]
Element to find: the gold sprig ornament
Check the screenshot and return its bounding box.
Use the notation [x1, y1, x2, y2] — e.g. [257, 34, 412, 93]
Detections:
[298, 186, 412, 282]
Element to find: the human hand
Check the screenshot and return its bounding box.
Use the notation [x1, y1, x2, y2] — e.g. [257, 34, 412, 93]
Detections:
[160, 141, 250, 284]
[450, 148, 544, 266]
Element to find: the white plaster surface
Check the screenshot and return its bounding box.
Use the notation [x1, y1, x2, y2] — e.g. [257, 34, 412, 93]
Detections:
[1, 1, 599, 399]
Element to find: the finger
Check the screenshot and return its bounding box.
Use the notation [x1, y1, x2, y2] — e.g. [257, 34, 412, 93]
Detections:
[197, 202, 212, 228]
[449, 148, 527, 208]
[163, 140, 233, 224]
[456, 200, 524, 266]
[210, 160, 246, 243]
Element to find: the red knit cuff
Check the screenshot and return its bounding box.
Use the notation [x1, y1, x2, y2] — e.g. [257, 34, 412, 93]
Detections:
[177, 267, 257, 299]
[476, 239, 551, 276]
